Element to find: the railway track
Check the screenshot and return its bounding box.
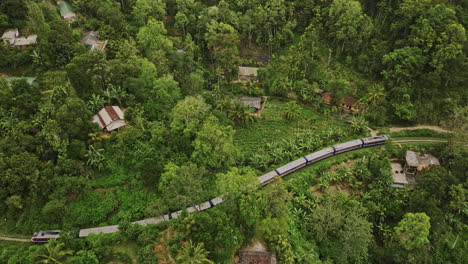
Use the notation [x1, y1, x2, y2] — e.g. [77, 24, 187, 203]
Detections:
[6, 137, 462, 243]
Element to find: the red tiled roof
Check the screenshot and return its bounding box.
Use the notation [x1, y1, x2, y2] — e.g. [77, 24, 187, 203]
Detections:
[322, 92, 331, 104]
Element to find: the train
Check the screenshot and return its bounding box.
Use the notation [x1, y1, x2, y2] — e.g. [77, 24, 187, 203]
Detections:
[258, 135, 390, 186]
[31, 135, 390, 243]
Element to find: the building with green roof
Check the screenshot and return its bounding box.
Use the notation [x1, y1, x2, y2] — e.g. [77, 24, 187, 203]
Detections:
[58, 1, 76, 22]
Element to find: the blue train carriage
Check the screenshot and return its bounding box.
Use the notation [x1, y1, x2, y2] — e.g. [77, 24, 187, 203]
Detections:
[31, 230, 61, 243]
[275, 157, 308, 176]
[361, 135, 390, 147]
[333, 139, 364, 154]
[258, 170, 279, 186]
[304, 147, 335, 164]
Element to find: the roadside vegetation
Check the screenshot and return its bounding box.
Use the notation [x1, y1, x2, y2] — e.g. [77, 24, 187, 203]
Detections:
[0, 0, 467, 263]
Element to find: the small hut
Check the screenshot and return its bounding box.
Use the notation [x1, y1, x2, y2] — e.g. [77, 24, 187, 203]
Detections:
[342, 96, 361, 111]
[1, 29, 19, 45]
[238, 66, 259, 81]
[58, 1, 76, 22]
[391, 163, 407, 188]
[1, 29, 37, 46]
[81, 31, 107, 51]
[238, 97, 262, 111]
[404, 150, 440, 176]
[92, 106, 127, 132]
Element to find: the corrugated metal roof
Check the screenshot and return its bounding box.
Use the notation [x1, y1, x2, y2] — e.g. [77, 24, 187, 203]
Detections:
[13, 35, 37, 46]
[238, 66, 259, 78]
[405, 151, 419, 167]
[391, 163, 407, 185]
[92, 106, 126, 131]
[1, 29, 18, 40]
[238, 97, 261, 109]
[58, 1, 74, 17]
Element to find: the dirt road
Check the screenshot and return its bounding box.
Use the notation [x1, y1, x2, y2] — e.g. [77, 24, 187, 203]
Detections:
[0, 236, 30, 243]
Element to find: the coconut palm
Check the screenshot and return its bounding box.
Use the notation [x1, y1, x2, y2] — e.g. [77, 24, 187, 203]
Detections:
[176, 240, 214, 264]
[36, 240, 73, 264]
[228, 101, 257, 125]
[361, 83, 385, 113]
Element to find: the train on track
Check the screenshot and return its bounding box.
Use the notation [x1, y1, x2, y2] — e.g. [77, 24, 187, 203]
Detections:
[32, 135, 390, 243]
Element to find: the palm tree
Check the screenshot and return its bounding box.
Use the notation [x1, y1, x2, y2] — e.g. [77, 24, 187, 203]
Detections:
[283, 101, 301, 120]
[36, 240, 73, 264]
[350, 115, 368, 134]
[176, 240, 214, 264]
[362, 83, 385, 113]
[228, 101, 257, 125]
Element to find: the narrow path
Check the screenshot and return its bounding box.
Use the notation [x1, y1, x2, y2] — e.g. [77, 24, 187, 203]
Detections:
[0, 236, 30, 243]
[370, 125, 452, 137]
[389, 125, 452, 133]
[393, 139, 448, 143]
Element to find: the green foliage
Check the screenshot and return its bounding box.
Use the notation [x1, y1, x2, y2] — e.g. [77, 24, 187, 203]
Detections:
[176, 240, 214, 264]
[192, 115, 238, 169]
[307, 195, 373, 263]
[394, 212, 431, 251]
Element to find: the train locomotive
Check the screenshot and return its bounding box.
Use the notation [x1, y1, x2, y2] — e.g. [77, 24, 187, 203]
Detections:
[31, 135, 389, 242]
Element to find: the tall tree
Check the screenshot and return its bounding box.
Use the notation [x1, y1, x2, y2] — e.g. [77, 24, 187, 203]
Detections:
[191, 116, 238, 169]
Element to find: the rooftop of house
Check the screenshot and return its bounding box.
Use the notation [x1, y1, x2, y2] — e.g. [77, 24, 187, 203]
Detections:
[81, 31, 100, 46]
[58, 1, 75, 17]
[238, 97, 262, 110]
[13, 35, 37, 46]
[405, 150, 440, 170]
[2, 28, 19, 40]
[238, 66, 259, 78]
[391, 163, 407, 185]
[92, 106, 127, 131]
[344, 96, 359, 106]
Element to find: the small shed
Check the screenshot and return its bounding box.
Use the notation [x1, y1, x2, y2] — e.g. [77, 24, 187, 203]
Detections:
[238, 66, 259, 80]
[1, 29, 37, 46]
[58, 0, 76, 22]
[391, 163, 407, 188]
[92, 106, 127, 132]
[1, 29, 19, 45]
[81, 31, 107, 51]
[238, 97, 262, 110]
[404, 150, 440, 176]
[342, 96, 361, 111]
[13, 35, 37, 46]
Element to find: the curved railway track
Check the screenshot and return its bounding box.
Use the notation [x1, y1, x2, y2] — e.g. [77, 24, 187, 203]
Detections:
[3, 137, 456, 243]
